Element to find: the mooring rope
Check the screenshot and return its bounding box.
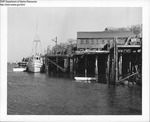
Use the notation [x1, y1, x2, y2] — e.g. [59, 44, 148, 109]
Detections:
[46, 58, 66, 72]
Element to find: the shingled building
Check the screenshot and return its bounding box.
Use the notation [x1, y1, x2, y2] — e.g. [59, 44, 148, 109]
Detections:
[77, 31, 136, 51]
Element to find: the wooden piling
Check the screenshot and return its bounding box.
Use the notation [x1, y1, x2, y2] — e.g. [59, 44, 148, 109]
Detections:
[45, 56, 48, 73]
[119, 54, 122, 78]
[68, 57, 70, 73]
[109, 37, 118, 84]
[85, 54, 87, 77]
[95, 55, 98, 75]
[110, 38, 116, 84]
[56, 57, 58, 72]
[106, 54, 110, 84]
[115, 37, 118, 83]
[73, 56, 76, 76]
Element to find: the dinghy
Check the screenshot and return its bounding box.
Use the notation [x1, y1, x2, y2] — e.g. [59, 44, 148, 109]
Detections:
[74, 77, 97, 81]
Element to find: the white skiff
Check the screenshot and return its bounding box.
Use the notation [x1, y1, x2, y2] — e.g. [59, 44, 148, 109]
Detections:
[13, 67, 26, 72]
[74, 77, 97, 81]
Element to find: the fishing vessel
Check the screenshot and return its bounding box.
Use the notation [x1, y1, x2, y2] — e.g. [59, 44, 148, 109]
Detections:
[27, 16, 44, 73]
[27, 54, 44, 73]
[13, 62, 27, 72]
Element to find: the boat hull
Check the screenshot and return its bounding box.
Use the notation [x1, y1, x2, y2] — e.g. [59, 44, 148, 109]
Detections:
[27, 60, 43, 73]
[28, 67, 41, 73]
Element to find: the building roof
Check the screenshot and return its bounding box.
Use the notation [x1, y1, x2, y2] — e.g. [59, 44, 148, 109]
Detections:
[77, 31, 136, 39]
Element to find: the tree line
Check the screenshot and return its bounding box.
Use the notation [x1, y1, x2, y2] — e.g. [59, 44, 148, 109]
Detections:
[105, 24, 142, 37]
[47, 39, 77, 56]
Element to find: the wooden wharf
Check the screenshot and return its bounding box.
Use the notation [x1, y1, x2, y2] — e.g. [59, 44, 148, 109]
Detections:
[45, 34, 142, 85]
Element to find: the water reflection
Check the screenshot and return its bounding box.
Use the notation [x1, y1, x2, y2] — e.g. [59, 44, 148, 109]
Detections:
[106, 85, 142, 115]
[46, 71, 74, 79]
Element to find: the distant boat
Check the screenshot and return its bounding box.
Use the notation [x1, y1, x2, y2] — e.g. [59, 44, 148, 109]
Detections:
[13, 62, 27, 72]
[27, 16, 44, 73]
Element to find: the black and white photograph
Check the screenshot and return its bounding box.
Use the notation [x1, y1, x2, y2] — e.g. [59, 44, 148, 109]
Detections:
[0, 1, 150, 121]
[7, 7, 142, 115]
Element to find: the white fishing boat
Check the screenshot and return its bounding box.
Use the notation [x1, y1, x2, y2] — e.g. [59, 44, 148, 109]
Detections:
[74, 77, 97, 81]
[13, 62, 27, 72]
[27, 54, 44, 73]
[27, 16, 44, 73]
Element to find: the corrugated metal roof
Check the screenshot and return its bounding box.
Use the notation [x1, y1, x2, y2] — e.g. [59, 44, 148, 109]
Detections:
[77, 31, 136, 38]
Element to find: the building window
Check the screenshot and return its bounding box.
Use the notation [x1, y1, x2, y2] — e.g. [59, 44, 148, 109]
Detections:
[96, 39, 99, 44]
[80, 39, 84, 44]
[102, 39, 105, 44]
[98, 39, 101, 44]
[94, 39, 97, 44]
[91, 39, 94, 44]
[86, 39, 89, 44]
[77, 39, 80, 44]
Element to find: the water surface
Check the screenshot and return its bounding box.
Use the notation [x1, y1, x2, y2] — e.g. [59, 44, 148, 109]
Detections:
[7, 64, 142, 115]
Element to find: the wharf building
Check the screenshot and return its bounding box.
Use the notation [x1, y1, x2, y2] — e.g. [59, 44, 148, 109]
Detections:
[77, 31, 137, 51]
[75, 31, 141, 84]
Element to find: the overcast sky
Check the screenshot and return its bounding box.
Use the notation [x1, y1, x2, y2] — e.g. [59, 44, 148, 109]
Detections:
[8, 7, 142, 62]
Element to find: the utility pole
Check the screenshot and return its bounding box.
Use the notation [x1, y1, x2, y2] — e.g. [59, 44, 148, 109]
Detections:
[52, 37, 57, 46]
[52, 37, 58, 71]
[56, 37, 57, 46]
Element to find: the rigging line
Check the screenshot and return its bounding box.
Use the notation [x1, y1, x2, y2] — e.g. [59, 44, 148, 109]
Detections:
[40, 40, 43, 55]
[31, 43, 37, 54]
[35, 42, 38, 54]
[31, 43, 41, 56]
[35, 13, 39, 36]
[35, 13, 43, 55]
[30, 40, 35, 56]
[30, 13, 40, 56]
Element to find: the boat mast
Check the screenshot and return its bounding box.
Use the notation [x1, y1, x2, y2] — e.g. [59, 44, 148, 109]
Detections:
[35, 14, 39, 55]
[31, 14, 42, 56]
[30, 14, 43, 56]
